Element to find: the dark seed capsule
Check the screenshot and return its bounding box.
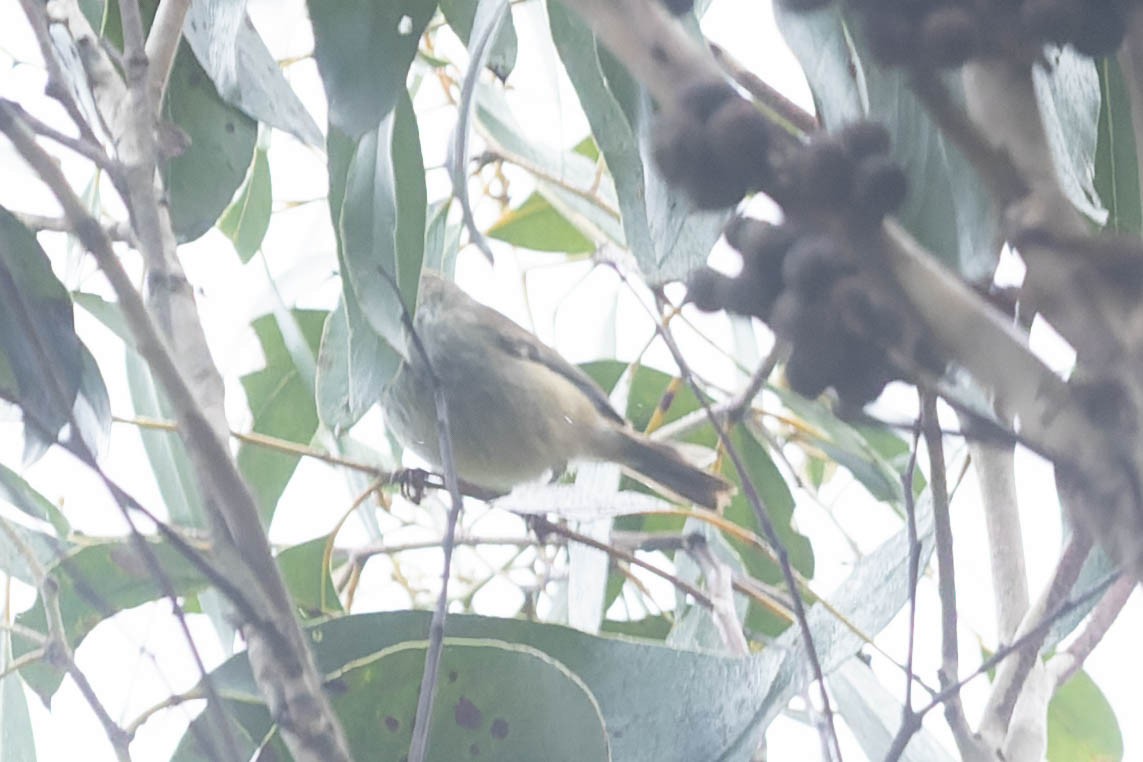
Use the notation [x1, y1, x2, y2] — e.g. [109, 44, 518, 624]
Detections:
[920, 6, 981, 68]
[677, 80, 738, 123]
[835, 343, 892, 407]
[783, 138, 854, 210]
[652, 111, 704, 184]
[768, 291, 811, 343]
[851, 156, 908, 221]
[686, 267, 736, 313]
[1070, 3, 1126, 58]
[1020, 0, 1083, 44]
[865, 13, 921, 67]
[831, 276, 903, 344]
[785, 337, 844, 399]
[782, 235, 854, 296]
[725, 217, 797, 259]
[839, 121, 892, 161]
[706, 98, 774, 196]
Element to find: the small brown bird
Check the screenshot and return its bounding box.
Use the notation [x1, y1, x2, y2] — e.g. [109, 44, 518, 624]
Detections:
[382, 273, 732, 510]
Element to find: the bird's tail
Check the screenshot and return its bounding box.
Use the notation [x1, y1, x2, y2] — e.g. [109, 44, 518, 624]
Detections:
[601, 430, 733, 511]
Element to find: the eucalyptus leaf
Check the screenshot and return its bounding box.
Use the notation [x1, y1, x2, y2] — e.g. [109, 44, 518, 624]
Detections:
[440, 0, 518, 80]
[218, 147, 272, 263]
[1094, 58, 1142, 234]
[162, 41, 257, 243]
[0, 207, 83, 451]
[450, 0, 511, 264]
[547, 2, 727, 281]
[339, 92, 426, 355]
[315, 292, 399, 433]
[307, 0, 436, 138]
[236, 311, 324, 522]
[182, 0, 323, 146]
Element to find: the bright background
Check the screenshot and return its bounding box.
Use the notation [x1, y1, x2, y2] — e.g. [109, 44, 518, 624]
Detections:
[0, 1, 1138, 759]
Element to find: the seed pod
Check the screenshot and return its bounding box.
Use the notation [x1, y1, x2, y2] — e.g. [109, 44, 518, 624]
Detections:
[780, 138, 854, 210]
[1020, 0, 1083, 44]
[686, 267, 736, 313]
[782, 235, 854, 297]
[865, 14, 921, 66]
[851, 156, 908, 221]
[785, 334, 844, 399]
[839, 121, 892, 161]
[831, 276, 903, 344]
[1070, 2, 1126, 57]
[706, 98, 774, 198]
[920, 6, 981, 68]
[725, 217, 797, 260]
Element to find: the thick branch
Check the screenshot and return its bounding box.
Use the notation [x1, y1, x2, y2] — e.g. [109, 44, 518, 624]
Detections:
[0, 103, 351, 762]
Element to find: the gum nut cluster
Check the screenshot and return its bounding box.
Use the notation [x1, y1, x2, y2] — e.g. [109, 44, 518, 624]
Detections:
[688, 121, 933, 406]
[778, 0, 1139, 67]
[771, 120, 906, 224]
[653, 80, 775, 209]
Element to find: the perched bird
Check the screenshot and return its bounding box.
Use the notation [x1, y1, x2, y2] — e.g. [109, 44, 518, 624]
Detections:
[382, 273, 732, 510]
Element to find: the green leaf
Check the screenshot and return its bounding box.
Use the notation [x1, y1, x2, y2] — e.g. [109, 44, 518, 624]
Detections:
[774, 386, 906, 506]
[333, 639, 609, 761]
[488, 192, 596, 253]
[1094, 58, 1142, 234]
[0, 207, 83, 452]
[0, 514, 68, 586]
[1034, 48, 1106, 225]
[218, 147, 272, 263]
[0, 462, 58, 523]
[276, 536, 342, 618]
[1047, 669, 1123, 762]
[315, 290, 399, 433]
[14, 539, 211, 702]
[72, 344, 111, 458]
[182, 1, 323, 146]
[340, 91, 426, 354]
[440, 0, 518, 80]
[307, 0, 436, 138]
[724, 424, 814, 635]
[774, 5, 997, 280]
[237, 310, 324, 523]
[179, 612, 787, 762]
[547, 2, 728, 282]
[450, 0, 512, 264]
[162, 41, 257, 243]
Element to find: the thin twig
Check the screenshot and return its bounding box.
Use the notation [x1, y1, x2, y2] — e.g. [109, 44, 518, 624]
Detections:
[1047, 574, 1134, 687]
[0, 99, 116, 171]
[0, 93, 352, 762]
[389, 273, 467, 762]
[15, 0, 104, 147]
[0, 516, 132, 761]
[978, 529, 1091, 743]
[620, 271, 841, 761]
[922, 393, 983, 758]
[901, 410, 924, 715]
[885, 570, 1113, 761]
[532, 517, 713, 608]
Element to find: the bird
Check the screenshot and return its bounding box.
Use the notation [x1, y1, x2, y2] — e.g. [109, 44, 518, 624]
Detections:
[382, 272, 733, 510]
